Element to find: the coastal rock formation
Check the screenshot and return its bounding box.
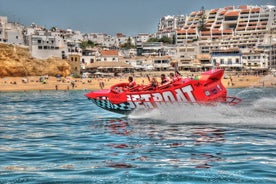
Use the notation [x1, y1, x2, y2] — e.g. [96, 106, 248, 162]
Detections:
[0, 43, 71, 77]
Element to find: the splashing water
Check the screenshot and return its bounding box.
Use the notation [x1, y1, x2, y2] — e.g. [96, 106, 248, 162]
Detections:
[129, 88, 276, 127]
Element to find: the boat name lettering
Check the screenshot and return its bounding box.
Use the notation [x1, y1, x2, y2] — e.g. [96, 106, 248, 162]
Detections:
[126, 85, 195, 108]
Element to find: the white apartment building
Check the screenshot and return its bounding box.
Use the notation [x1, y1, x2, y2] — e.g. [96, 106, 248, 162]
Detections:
[152, 56, 172, 71]
[134, 33, 151, 47]
[0, 16, 25, 45]
[87, 33, 116, 48]
[0, 16, 8, 42]
[198, 5, 276, 54]
[210, 48, 243, 70]
[96, 50, 119, 62]
[242, 50, 269, 69]
[81, 49, 98, 64]
[157, 5, 276, 70]
[30, 32, 67, 59]
[157, 15, 186, 39]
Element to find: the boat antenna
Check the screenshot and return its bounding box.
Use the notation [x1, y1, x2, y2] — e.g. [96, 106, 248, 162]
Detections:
[174, 62, 182, 76]
[146, 74, 151, 82]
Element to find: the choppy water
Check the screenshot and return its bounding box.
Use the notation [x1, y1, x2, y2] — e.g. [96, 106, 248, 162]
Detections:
[0, 88, 275, 184]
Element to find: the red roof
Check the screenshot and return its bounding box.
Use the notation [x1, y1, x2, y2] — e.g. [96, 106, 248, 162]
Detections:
[187, 29, 196, 34]
[238, 5, 248, 9]
[223, 29, 232, 33]
[248, 22, 258, 25]
[225, 11, 239, 17]
[241, 9, 250, 13]
[219, 10, 227, 15]
[101, 50, 118, 56]
[176, 29, 186, 34]
[210, 9, 218, 14]
[251, 8, 260, 12]
[236, 27, 245, 31]
[256, 26, 266, 29]
[260, 21, 268, 25]
[201, 31, 211, 35]
[210, 29, 219, 34]
[224, 6, 234, 10]
[197, 11, 203, 16]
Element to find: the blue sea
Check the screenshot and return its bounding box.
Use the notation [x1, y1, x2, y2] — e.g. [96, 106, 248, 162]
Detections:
[0, 88, 275, 184]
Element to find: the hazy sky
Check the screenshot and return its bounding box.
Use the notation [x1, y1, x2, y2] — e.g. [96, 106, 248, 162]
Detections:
[0, 0, 275, 36]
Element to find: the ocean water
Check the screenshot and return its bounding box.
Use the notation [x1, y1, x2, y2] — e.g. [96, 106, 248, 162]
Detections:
[0, 88, 275, 184]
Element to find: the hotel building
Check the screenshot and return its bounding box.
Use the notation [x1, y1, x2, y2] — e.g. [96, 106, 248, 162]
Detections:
[158, 5, 276, 70]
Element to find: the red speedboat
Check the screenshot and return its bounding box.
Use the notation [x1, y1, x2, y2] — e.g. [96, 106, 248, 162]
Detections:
[85, 69, 241, 115]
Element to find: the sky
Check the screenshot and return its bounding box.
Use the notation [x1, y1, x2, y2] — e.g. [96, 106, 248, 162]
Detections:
[0, 0, 275, 36]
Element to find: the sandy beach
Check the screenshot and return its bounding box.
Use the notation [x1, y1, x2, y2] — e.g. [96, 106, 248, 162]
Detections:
[1, 72, 276, 92]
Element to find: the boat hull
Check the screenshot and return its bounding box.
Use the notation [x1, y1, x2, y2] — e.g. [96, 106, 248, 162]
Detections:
[85, 69, 240, 115]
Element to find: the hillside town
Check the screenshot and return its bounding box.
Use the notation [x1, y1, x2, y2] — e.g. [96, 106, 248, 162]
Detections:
[0, 4, 276, 77]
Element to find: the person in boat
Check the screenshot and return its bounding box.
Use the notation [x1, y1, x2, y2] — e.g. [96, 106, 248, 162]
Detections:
[160, 74, 170, 85]
[126, 76, 136, 89]
[149, 77, 158, 90]
[169, 72, 177, 82]
[158, 73, 172, 89]
[170, 71, 182, 82]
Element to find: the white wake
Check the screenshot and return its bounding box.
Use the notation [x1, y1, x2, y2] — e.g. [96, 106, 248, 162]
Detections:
[129, 97, 276, 128]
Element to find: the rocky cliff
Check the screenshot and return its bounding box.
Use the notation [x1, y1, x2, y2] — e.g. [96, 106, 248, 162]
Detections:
[0, 43, 71, 77]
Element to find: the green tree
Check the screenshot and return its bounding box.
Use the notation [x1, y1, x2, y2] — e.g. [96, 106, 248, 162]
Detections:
[147, 38, 159, 42]
[120, 37, 135, 49]
[147, 37, 173, 44]
[79, 41, 88, 50]
[159, 36, 173, 44]
[172, 35, 176, 44]
[87, 40, 95, 47]
[79, 40, 95, 49]
[198, 6, 208, 32]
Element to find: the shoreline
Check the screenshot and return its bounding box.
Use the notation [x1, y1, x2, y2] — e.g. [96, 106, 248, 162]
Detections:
[1, 74, 276, 92]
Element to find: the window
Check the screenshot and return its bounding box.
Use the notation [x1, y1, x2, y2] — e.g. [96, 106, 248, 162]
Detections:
[213, 59, 217, 65]
[220, 59, 224, 64]
[228, 58, 232, 65]
[236, 58, 239, 64]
